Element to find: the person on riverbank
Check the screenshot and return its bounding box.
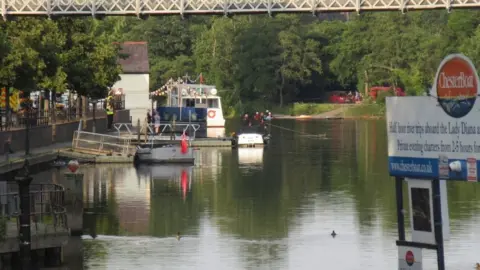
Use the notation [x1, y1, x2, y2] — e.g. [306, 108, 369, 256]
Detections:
[147, 109, 152, 125]
[105, 95, 114, 131]
[154, 112, 160, 135]
[3, 134, 14, 161]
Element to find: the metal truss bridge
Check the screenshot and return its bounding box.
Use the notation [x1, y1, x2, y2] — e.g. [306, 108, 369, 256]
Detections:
[0, 0, 476, 19]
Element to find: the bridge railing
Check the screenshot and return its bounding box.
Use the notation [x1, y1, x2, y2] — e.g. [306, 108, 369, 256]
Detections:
[114, 122, 200, 140]
[72, 130, 135, 156]
[0, 0, 468, 17]
[0, 183, 68, 239]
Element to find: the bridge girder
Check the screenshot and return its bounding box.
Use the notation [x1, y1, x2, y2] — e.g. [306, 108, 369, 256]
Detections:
[0, 0, 469, 20]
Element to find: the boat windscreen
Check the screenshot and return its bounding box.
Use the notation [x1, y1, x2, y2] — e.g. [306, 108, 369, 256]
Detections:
[207, 98, 219, 108]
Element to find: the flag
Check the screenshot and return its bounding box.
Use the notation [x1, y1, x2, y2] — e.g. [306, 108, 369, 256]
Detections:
[180, 132, 188, 154]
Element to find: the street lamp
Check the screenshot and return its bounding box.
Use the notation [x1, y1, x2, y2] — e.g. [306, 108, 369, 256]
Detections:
[24, 109, 30, 156]
[15, 159, 32, 270]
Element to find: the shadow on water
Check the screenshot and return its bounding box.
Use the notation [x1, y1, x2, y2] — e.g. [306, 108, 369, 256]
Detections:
[30, 119, 480, 270]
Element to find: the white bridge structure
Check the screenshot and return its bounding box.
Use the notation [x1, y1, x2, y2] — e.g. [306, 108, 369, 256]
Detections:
[0, 0, 475, 19]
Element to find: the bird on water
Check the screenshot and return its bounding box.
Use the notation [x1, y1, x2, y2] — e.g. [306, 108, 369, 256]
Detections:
[331, 230, 336, 238]
[176, 232, 181, 241]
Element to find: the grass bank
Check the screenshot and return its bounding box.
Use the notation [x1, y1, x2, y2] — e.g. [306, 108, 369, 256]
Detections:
[342, 103, 385, 119]
[224, 101, 341, 118]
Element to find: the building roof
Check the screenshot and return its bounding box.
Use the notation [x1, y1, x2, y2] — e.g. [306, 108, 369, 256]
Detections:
[117, 41, 150, 74]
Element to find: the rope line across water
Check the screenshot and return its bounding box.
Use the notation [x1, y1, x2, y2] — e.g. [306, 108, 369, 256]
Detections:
[268, 123, 327, 138]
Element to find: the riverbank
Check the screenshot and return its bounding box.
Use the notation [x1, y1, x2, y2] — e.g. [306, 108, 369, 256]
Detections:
[272, 103, 386, 120]
[0, 143, 134, 174]
[341, 103, 385, 119]
[225, 102, 343, 118]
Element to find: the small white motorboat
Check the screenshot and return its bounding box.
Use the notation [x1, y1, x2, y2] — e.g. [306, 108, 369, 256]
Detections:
[233, 125, 271, 147]
[133, 144, 195, 165]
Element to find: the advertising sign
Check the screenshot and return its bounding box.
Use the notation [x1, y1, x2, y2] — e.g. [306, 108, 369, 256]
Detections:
[386, 54, 480, 180]
[398, 246, 423, 270]
[406, 179, 450, 244]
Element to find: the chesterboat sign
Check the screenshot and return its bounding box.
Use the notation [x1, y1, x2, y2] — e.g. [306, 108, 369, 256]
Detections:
[386, 54, 480, 180]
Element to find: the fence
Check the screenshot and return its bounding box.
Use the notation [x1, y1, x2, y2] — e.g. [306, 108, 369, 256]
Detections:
[114, 122, 201, 139]
[0, 183, 68, 235]
[72, 130, 135, 156]
[0, 110, 50, 131]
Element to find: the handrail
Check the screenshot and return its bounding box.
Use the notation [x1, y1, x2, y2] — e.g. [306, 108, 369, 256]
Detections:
[72, 130, 134, 156]
[114, 122, 200, 139]
[0, 183, 68, 234]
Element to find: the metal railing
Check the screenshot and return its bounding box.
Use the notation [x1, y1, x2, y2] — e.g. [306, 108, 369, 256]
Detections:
[0, 183, 68, 237]
[114, 122, 201, 140]
[0, 110, 50, 131]
[72, 130, 135, 156]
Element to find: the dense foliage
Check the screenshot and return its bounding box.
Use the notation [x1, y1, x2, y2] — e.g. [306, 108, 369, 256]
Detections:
[119, 11, 480, 113]
[0, 17, 122, 99]
[2, 11, 480, 111]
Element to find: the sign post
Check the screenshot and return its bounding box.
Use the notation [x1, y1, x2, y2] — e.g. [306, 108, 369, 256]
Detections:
[386, 53, 480, 270]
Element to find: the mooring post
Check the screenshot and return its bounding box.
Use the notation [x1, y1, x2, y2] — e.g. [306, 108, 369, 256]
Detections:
[432, 178, 445, 270]
[137, 118, 141, 142]
[15, 161, 32, 270]
[395, 177, 405, 241]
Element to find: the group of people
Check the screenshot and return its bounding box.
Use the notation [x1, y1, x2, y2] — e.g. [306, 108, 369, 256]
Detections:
[146, 109, 161, 134]
[242, 110, 272, 127]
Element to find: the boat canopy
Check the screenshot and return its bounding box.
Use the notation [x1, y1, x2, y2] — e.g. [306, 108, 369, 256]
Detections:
[150, 77, 218, 98]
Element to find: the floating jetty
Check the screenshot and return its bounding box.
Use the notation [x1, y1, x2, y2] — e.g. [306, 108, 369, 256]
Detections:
[134, 137, 233, 147]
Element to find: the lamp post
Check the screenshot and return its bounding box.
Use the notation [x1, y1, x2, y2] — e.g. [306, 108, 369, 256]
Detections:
[25, 109, 30, 156]
[16, 103, 33, 269]
[16, 159, 32, 270]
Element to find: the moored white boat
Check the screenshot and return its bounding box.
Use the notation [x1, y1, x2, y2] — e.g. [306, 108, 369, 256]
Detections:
[233, 125, 271, 147]
[133, 144, 195, 164]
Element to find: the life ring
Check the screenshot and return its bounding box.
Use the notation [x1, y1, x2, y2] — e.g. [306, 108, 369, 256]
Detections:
[208, 110, 216, 119]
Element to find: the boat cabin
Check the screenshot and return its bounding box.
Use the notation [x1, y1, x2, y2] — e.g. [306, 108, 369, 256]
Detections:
[150, 79, 225, 127]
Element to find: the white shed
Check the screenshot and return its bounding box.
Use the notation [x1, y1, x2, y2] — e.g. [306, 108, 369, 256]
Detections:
[112, 41, 150, 125]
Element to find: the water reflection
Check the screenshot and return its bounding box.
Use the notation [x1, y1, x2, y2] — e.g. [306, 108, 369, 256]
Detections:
[28, 120, 480, 269]
[237, 148, 264, 166]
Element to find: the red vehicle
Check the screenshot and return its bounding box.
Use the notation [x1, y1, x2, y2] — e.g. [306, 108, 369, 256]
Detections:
[328, 91, 357, 104]
[369, 87, 405, 100]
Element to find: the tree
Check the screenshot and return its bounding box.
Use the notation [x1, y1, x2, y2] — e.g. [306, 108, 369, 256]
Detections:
[58, 18, 122, 99]
[0, 18, 66, 93]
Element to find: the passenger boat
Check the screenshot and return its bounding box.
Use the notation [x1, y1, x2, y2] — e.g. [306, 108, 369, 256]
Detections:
[150, 77, 226, 130]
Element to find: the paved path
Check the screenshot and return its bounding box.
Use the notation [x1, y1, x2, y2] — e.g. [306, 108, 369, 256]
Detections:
[0, 142, 72, 163]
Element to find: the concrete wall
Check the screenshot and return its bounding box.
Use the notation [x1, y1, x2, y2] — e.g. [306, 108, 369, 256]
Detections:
[0, 126, 52, 155]
[0, 115, 129, 155]
[0, 108, 131, 155]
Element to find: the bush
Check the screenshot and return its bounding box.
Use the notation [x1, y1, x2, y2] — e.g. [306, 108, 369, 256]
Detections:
[376, 90, 395, 105]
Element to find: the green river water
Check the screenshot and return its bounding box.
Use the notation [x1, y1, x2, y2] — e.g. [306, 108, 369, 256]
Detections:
[38, 119, 480, 270]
